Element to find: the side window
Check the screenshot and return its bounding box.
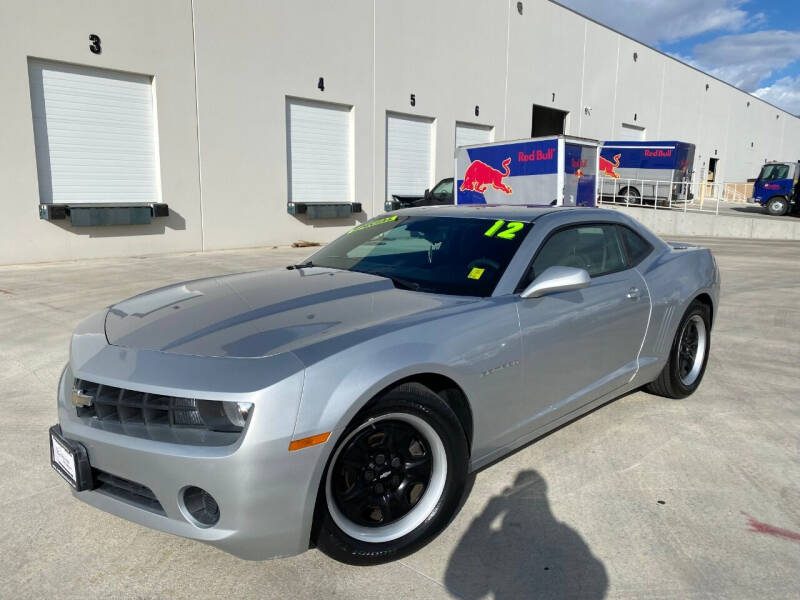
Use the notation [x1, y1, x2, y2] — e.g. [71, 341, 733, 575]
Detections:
[433, 179, 454, 196]
[618, 226, 653, 266]
[521, 224, 627, 287]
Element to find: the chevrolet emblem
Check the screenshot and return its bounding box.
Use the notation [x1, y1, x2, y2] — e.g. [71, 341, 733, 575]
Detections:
[71, 387, 94, 408]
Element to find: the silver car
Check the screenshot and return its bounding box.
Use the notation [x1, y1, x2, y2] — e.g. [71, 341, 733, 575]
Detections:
[49, 205, 719, 564]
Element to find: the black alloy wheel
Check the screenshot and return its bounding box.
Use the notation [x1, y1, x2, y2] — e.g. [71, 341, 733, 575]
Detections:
[331, 418, 433, 528]
[314, 382, 469, 565]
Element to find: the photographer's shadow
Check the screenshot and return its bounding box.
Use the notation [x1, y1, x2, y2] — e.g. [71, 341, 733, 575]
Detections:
[445, 470, 608, 599]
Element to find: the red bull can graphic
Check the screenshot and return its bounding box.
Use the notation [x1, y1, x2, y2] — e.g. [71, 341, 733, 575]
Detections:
[460, 158, 513, 194]
[455, 136, 599, 207]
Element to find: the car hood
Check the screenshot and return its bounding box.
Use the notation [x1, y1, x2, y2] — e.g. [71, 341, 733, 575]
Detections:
[105, 268, 475, 359]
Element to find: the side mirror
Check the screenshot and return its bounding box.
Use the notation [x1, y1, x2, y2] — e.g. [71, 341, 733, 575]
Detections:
[424, 188, 431, 199]
[520, 266, 590, 299]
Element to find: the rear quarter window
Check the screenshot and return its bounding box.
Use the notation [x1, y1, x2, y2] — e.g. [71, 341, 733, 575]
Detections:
[618, 226, 653, 266]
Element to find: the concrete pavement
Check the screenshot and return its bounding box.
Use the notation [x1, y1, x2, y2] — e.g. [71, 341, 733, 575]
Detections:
[0, 239, 798, 599]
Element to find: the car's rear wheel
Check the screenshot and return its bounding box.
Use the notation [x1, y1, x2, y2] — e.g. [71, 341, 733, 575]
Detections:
[646, 300, 711, 399]
[315, 382, 468, 565]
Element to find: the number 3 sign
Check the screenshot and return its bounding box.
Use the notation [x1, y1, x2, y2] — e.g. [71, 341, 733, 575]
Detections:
[89, 34, 101, 55]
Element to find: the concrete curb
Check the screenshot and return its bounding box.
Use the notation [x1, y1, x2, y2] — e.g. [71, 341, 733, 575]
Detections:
[603, 205, 800, 241]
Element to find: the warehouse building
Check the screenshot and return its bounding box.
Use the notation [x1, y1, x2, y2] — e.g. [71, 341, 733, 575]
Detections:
[1, 0, 798, 265]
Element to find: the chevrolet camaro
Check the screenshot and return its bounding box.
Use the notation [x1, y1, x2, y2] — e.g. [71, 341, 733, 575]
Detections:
[50, 205, 719, 564]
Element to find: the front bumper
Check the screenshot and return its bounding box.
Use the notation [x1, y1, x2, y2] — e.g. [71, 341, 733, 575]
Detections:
[747, 197, 763, 205]
[55, 342, 330, 560]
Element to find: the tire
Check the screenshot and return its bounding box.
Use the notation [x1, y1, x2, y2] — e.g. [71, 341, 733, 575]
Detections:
[618, 187, 641, 205]
[646, 300, 711, 399]
[314, 382, 469, 565]
[766, 196, 789, 216]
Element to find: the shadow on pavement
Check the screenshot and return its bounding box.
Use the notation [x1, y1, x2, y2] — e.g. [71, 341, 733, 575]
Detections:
[729, 205, 799, 219]
[730, 205, 768, 216]
[444, 470, 608, 600]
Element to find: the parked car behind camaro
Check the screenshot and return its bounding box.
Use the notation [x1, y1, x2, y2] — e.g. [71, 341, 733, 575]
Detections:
[50, 205, 719, 564]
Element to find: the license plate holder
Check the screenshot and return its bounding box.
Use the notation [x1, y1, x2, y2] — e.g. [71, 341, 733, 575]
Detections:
[49, 425, 93, 491]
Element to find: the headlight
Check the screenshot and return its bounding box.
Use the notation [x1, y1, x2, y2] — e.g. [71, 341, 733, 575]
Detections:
[197, 400, 253, 432]
[222, 401, 253, 429]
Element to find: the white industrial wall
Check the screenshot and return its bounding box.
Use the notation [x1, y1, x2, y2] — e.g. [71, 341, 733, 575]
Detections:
[1, 0, 798, 265]
[0, 0, 201, 265]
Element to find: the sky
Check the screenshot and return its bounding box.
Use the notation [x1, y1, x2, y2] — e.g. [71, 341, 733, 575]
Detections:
[556, 0, 800, 115]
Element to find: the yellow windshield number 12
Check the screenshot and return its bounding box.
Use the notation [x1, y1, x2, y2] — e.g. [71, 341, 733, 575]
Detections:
[484, 220, 524, 240]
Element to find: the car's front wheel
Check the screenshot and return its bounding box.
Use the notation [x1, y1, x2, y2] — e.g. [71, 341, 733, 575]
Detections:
[766, 196, 789, 216]
[314, 382, 468, 565]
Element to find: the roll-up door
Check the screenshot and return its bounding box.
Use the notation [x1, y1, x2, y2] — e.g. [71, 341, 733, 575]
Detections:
[455, 122, 493, 148]
[28, 60, 159, 204]
[386, 113, 434, 201]
[287, 98, 354, 204]
[617, 123, 646, 141]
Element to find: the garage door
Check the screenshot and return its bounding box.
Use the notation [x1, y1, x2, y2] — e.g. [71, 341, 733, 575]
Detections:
[617, 123, 646, 141]
[455, 122, 493, 148]
[28, 60, 159, 204]
[386, 113, 434, 201]
[287, 98, 353, 204]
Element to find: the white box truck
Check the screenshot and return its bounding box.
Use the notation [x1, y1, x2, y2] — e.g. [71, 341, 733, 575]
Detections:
[455, 135, 600, 207]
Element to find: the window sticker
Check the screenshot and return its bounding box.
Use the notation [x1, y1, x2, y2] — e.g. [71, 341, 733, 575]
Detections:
[468, 267, 485, 280]
[348, 215, 398, 234]
[484, 220, 525, 240]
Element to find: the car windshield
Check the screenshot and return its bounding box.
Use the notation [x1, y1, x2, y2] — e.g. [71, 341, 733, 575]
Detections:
[307, 215, 531, 296]
[758, 164, 789, 181]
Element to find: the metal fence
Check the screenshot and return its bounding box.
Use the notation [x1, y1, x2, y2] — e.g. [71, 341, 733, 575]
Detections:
[597, 176, 754, 215]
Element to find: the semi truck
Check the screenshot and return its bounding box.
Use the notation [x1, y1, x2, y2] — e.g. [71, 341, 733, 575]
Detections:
[747, 161, 800, 216]
[598, 140, 695, 205]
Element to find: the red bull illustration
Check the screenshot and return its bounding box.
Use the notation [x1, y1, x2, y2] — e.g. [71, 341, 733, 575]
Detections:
[599, 153, 621, 179]
[460, 157, 513, 194]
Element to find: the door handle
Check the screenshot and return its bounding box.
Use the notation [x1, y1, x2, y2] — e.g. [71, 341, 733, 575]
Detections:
[626, 287, 640, 300]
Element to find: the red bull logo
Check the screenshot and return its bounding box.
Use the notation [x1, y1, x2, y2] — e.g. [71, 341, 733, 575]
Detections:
[571, 158, 587, 169]
[518, 148, 555, 162]
[599, 153, 621, 179]
[460, 157, 513, 194]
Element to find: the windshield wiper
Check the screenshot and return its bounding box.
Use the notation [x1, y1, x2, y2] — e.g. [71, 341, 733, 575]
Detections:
[286, 261, 313, 270]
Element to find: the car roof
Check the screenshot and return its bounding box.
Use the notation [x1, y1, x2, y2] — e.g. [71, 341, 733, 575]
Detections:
[391, 204, 602, 223]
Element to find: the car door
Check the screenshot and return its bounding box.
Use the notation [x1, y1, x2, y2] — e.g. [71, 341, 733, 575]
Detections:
[514, 223, 650, 432]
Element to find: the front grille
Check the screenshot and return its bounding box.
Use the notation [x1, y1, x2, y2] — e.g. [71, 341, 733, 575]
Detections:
[93, 469, 164, 514]
[72, 379, 245, 446]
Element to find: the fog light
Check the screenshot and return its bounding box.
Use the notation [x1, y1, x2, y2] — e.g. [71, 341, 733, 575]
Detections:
[182, 486, 220, 527]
